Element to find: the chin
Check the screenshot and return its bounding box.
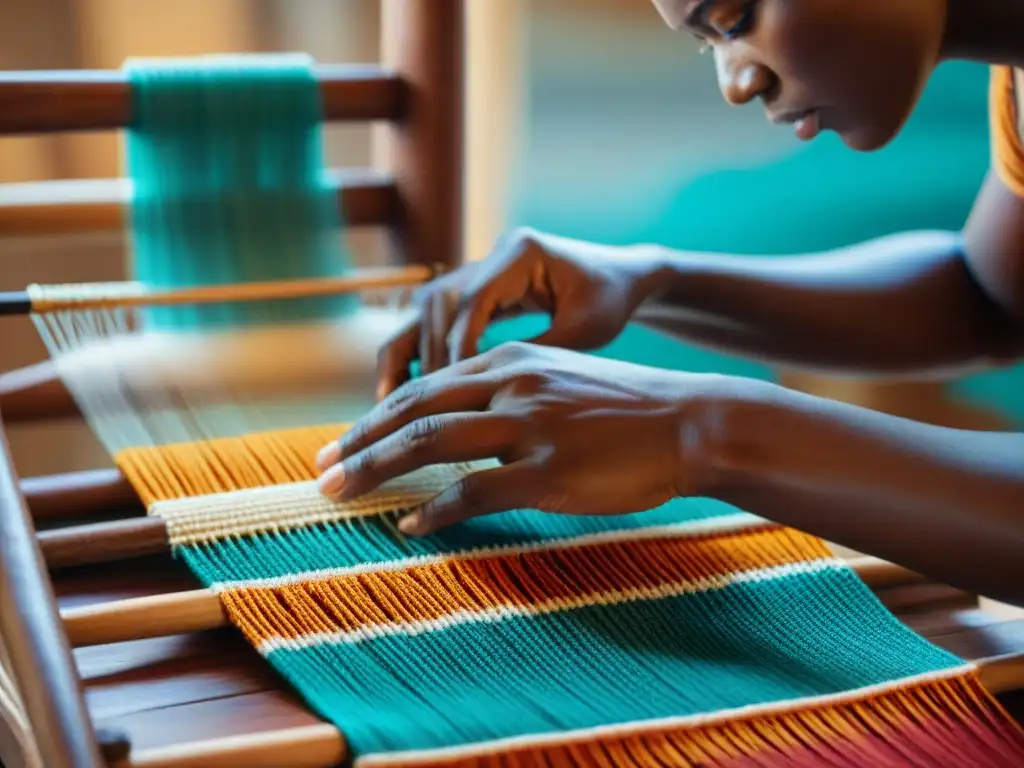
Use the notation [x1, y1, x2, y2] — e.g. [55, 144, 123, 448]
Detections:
[835, 104, 916, 153]
[836, 122, 903, 153]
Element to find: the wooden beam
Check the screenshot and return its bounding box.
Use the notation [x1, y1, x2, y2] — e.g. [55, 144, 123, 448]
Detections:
[0, 169, 399, 236]
[378, 0, 465, 269]
[0, 66, 405, 135]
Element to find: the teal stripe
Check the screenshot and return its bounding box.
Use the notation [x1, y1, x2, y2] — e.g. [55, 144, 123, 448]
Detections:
[124, 54, 359, 331]
[262, 567, 962, 756]
[176, 496, 742, 585]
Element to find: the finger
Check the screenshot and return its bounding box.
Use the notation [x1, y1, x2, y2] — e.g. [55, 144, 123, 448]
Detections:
[376, 314, 420, 401]
[419, 289, 459, 375]
[447, 294, 497, 363]
[397, 462, 531, 536]
[320, 412, 520, 499]
[336, 367, 497, 462]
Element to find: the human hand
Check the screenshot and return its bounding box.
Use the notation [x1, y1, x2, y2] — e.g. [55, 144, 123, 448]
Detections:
[317, 341, 720, 536]
[376, 227, 661, 398]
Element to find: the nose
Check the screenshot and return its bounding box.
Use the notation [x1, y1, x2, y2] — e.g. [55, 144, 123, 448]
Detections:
[714, 48, 773, 106]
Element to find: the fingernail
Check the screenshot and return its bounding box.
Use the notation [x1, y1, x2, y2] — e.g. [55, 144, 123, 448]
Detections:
[376, 380, 391, 402]
[318, 463, 346, 496]
[315, 442, 341, 471]
[398, 512, 423, 535]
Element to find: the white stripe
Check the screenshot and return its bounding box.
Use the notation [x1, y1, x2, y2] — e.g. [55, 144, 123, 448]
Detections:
[353, 662, 978, 767]
[211, 511, 771, 592]
[255, 557, 846, 652]
[152, 463, 495, 547]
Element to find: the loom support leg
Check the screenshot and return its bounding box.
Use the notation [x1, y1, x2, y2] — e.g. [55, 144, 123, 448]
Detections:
[379, 0, 465, 270]
[0, 414, 105, 767]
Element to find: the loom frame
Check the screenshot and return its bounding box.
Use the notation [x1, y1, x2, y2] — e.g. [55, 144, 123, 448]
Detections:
[0, 2, 463, 766]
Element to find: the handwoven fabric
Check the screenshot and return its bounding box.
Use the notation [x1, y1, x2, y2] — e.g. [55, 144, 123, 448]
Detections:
[115, 425, 1024, 767]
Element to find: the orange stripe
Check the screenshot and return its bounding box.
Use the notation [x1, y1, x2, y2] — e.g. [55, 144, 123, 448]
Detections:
[115, 423, 348, 506]
[358, 673, 1024, 767]
[219, 526, 831, 647]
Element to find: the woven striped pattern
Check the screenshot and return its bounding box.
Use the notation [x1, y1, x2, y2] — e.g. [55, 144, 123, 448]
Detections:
[114, 424, 1024, 767]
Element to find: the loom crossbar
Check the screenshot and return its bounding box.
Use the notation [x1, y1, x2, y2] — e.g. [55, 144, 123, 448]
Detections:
[0, 170, 400, 239]
[0, 65, 404, 135]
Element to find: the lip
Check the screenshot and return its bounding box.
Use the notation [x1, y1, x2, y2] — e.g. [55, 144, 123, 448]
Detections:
[767, 107, 816, 126]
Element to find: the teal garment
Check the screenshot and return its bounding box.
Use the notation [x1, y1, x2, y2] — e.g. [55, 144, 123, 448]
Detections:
[123, 54, 358, 331]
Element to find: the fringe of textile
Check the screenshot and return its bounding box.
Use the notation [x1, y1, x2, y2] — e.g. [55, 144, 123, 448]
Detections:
[113, 425, 1024, 767]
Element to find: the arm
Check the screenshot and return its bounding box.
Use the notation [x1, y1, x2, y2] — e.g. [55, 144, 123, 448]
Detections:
[656, 173, 1024, 605]
[630, 173, 1024, 378]
[696, 375, 1024, 607]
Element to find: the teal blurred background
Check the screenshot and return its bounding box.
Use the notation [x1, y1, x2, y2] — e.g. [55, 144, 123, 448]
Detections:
[506, 8, 1023, 424]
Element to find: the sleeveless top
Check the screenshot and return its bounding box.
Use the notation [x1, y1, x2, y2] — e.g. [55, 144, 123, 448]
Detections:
[990, 66, 1024, 196]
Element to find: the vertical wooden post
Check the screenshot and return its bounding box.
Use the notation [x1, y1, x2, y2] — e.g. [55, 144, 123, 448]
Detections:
[0, 416, 103, 768]
[464, 0, 526, 263]
[378, 0, 465, 270]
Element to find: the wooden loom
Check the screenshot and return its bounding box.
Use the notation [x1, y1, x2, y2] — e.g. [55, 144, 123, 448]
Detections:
[1, 3, 1024, 767]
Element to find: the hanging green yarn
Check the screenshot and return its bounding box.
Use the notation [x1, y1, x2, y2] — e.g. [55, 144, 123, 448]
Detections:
[122, 53, 359, 331]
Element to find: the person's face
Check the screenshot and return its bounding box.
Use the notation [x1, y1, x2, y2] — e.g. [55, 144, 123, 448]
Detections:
[651, 0, 948, 151]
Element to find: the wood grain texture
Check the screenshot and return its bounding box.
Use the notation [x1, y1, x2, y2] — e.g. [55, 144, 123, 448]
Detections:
[0, 66, 404, 135]
[379, 0, 465, 270]
[0, 170, 399, 236]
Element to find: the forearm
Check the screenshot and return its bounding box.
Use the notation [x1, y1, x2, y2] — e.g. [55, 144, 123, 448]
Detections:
[693, 378, 1024, 606]
[630, 230, 1022, 376]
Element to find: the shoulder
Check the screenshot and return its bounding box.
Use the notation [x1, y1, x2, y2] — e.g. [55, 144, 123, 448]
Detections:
[989, 65, 1024, 198]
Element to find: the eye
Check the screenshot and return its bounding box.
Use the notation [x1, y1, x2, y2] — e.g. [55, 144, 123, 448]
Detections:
[723, 1, 757, 39]
[704, 0, 759, 42]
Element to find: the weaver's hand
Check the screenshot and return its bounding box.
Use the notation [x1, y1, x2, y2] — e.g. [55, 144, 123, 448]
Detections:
[376, 228, 661, 398]
[318, 341, 721, 536]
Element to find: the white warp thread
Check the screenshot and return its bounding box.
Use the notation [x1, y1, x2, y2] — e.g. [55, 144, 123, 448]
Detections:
[150, 461, 498, 546]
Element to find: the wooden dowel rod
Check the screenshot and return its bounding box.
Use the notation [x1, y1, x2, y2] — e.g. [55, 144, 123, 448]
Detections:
[40, 517, 168, 569]
[0, 65, 404, 135]
[0, 169, 399, 236]
[63, 588, 225, 648]
[106, 652, 1024, 768]
[60, 555, 925, 648]
[9, 265, 433, 315]
[978, 652, 1024, 696]
[22, 468, 140, 521]
[0, 360, 80, 424]
[114, 724, 346, 768]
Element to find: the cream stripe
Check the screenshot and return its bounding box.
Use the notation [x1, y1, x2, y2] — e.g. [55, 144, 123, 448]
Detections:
[256, 557, 845, 652]
[150, 461, 498, 546]
[354, 661, 977, 767]
[210, 511, 772, 592]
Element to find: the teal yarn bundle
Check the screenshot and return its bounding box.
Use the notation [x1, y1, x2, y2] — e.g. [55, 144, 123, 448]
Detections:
[122, 53, 359, 331]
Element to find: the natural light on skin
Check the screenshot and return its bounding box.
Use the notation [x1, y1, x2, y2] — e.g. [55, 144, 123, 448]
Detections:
[647, 0, 949, 152]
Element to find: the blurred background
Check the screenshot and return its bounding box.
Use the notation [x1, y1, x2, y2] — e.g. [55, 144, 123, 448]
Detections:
[1, 0, 1021, 477]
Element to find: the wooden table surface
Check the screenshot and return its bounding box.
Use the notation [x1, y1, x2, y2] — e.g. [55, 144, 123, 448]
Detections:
[37, 550, 1024, 761]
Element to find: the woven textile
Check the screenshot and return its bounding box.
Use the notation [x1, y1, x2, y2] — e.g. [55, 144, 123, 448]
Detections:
[123, 54, 359, 330]
[115, 424, 1024, 767]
